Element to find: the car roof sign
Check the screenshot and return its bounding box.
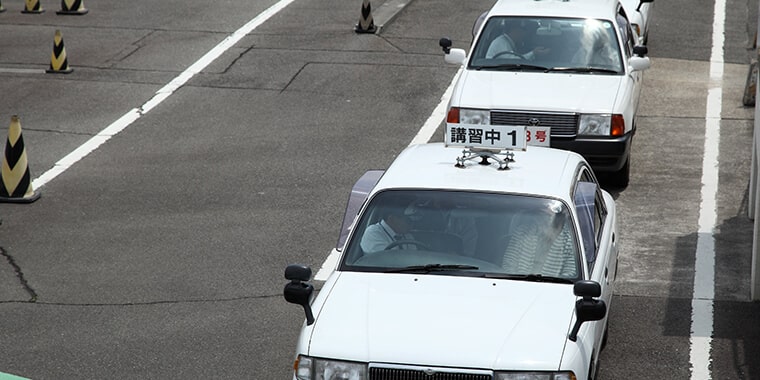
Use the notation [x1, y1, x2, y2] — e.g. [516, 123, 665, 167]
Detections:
[446, 124, 529, 151]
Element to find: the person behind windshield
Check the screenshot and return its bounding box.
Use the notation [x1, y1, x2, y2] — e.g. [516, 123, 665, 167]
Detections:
[501, 201, 577, 277]
[360, 200, 416, 253]
[485, 19, 549, 60]
[406, 199, 478, 256]
[571, 21, 620, 69]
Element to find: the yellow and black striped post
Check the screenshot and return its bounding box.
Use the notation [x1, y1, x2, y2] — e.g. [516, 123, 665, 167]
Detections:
[354, 0, 376, 34]
[0, 116, 40, 203]
[57, 0, 88, 15]
[47, 30, 73, 74]
[21, 0, 44, 14]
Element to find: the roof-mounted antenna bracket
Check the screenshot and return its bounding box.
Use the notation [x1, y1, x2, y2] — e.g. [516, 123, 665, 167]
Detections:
[455, 148, 515, 170]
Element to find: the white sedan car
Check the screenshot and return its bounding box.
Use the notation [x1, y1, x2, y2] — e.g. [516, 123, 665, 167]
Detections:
[439, 0, 650, 188]
[622, 0, 655, 44]
[284, 130, 619, 380]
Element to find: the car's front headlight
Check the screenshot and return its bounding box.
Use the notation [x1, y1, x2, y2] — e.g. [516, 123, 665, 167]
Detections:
[495, 371, 576, 380]
[578, 114, 611, 136]
[458, 108, 491, 125]
[295, 355, 368, 380]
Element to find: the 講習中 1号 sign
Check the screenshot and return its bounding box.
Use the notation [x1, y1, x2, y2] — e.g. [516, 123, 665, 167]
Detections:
[446, 125, 529, 150]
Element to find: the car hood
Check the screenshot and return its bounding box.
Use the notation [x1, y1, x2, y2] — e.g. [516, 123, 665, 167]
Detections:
[307, 272, 576, 370]
[452, 70, 623, 113]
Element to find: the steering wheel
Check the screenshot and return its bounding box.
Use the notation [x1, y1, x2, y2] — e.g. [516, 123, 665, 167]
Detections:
[384, 240, 431, 251]
[492, 50, 525, 59]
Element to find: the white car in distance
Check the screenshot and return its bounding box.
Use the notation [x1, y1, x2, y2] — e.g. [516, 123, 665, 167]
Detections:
[439, 0, 651, 188]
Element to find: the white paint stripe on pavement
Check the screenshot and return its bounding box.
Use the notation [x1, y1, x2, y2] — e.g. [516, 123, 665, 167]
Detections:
[689, 0, 725, 378]
[409, 67, 462, 146]
[0, 68, 46, 74]
[31, 0, 296, 190]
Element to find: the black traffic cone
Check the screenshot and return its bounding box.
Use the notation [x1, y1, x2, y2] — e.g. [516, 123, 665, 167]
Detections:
[0, 116, 40, 203]
[354, 0, 376, 34]
[47, 29, 74, 74]
[21, 0, 44, 13]
[57, 0, 88, 15]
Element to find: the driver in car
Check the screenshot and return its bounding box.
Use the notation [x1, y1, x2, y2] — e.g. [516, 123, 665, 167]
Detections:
[360, 200, 417, 253]
[485, 19, 549, 60]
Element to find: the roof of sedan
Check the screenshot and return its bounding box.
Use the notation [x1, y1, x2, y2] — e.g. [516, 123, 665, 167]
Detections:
[488, 0, 620, 19]
[372, 143, 586, 199]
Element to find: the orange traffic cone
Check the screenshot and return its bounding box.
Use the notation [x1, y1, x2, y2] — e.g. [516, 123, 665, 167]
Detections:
[21, 0, 44, 13]
[47, 29, 73, 74]
[0, 116, 40, 203]
[57, 0, 88, 15]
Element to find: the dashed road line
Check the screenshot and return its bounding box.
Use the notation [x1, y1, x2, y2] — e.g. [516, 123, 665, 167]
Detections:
[30, 0, 296, 190]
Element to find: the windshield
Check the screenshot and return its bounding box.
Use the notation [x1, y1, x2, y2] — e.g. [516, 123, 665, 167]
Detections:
[340, 190, 581, 281]
[470, 16, 623, 74]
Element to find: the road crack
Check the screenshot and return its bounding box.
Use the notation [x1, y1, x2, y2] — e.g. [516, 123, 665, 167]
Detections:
[0, 247, 38, 302]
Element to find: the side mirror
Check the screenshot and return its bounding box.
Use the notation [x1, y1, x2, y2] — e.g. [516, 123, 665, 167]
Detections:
[633, 45, 648, 57]
[568, 280, 607, 342]
[439, 37, 453, 54]
[284, 264, 315, 325]
[444, 48, 467, 65]
[629, 56, 651, 72]
[439, 37, 467, 65]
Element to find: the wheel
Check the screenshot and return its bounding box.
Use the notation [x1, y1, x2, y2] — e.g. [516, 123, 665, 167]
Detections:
[384, 240, 431, 250]
[492, 50, 525, 59]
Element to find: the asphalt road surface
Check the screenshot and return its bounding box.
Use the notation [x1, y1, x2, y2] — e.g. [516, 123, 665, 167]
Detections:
[0, 0, 759, 379]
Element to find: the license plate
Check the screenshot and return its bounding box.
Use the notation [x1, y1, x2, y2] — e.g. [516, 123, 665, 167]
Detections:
[527, 126, 550, 147]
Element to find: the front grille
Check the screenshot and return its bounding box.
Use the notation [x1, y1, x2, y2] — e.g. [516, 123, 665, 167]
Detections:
[369, 367, 491, 380]
[491, 111, 578, 137]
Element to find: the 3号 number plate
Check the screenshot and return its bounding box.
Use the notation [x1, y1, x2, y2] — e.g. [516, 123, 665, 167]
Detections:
[527, 126, 550, 147]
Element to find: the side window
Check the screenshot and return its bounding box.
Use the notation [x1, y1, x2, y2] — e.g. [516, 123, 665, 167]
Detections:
[616, 7, 635, 57]
[575, 167, 607, 271]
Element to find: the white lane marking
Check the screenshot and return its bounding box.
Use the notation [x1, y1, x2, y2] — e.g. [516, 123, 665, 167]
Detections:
[314, 67, 462, 281]
[0, 68, 46, 74]
[31, 0, 296, 190]
[410, 67, 462, 146]
[689, 0, 725, 378]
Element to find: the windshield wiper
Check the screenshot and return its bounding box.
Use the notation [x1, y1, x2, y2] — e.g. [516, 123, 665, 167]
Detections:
[483, 273, 574, 284]
[385, 264, 479, 273]
[547, 66, 619, 74]
[472, 63, 551, 72]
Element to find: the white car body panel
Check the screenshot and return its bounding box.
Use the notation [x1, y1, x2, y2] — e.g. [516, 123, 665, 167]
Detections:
[306, 272, 575, 369]
[451, 71, 634, 131]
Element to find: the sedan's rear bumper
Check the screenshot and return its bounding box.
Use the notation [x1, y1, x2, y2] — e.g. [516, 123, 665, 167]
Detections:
[551, 132, 633, 173]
